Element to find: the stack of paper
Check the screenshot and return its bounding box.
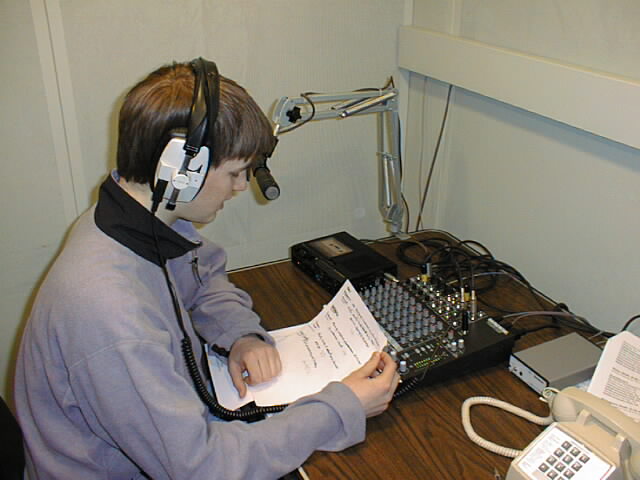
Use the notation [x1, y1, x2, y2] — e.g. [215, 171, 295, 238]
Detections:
[588, 330, 640, 422]
[208, 280, 388, 410]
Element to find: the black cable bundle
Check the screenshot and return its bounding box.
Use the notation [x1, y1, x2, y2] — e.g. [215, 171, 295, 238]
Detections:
[394, 232, 615, 340]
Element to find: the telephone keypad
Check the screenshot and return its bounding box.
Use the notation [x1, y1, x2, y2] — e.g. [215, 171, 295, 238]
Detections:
[516, 424, 616, 480]
[538, 437, 594, 478]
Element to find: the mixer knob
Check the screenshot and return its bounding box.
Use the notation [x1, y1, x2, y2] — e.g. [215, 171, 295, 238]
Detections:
[399, 360, 408, 373]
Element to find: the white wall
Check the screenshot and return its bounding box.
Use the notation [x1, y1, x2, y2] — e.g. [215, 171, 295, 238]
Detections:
[1, 0, 74, 405]
[403, 0, 640, 335]
[1, 0, 408, 402]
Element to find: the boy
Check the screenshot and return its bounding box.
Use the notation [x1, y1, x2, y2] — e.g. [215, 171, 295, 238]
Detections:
[15, 58, 399, 479]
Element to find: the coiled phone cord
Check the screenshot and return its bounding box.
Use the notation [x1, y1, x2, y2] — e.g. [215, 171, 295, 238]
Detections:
[461, 394, 554, 458]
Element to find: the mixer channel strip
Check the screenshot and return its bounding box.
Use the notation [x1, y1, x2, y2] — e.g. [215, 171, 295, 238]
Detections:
[360, 276, 516, 386]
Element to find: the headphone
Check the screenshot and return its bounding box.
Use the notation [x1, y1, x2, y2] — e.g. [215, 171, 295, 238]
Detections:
[152, 58, 220, 211]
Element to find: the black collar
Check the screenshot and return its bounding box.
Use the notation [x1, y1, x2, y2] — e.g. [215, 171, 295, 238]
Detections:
[94, 174, 199, 266]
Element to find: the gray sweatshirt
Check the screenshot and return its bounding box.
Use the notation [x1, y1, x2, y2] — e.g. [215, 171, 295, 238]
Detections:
[14, 174, 365, 479]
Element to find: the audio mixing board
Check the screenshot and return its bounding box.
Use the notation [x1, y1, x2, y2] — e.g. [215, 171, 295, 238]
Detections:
[360, 275, 516, 387]
[289, 231, 517, 390]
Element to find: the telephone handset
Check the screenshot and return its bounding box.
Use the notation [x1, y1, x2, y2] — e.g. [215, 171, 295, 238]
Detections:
[462, 387, 639, 480]
[506, 387, 639, 480]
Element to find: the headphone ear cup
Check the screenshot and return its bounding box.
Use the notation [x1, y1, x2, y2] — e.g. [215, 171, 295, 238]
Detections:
[154, 134, 210, 204]
[152, 59, 219, 210]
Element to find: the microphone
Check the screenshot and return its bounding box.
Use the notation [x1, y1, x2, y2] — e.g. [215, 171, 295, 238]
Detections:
[253, 152, 280, 200]
[254, 165, 280, 200]
[253, 136, 280, 200]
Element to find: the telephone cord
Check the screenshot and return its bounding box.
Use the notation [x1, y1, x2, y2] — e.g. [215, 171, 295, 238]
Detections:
[461, 396, 553, 458]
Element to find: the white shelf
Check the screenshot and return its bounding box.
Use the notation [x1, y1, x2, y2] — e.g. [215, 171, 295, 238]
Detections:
[398, 26, 640, 150]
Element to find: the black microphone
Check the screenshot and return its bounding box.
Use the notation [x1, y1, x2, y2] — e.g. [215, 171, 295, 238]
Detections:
[254, 163, 280, 200]
[254, 136, 280, 200]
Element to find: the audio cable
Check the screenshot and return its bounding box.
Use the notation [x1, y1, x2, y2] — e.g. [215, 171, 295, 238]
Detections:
[621, 314, 640, 332]
[150, 192, 288, 421]
[394, 231, 616, 339]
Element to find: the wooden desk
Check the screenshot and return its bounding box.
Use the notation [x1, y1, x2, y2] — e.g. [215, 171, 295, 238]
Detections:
[229, 232, 582, 480]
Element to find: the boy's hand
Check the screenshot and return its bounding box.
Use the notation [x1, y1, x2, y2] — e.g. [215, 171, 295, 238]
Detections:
[228, 335, 282, 397]
[342, 351, 400, 417]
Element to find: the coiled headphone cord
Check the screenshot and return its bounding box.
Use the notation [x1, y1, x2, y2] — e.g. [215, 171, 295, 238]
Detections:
[150, 189, 288, 421]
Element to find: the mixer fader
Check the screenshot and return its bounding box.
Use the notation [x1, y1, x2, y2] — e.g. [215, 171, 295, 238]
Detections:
[361, 275, 516, 387]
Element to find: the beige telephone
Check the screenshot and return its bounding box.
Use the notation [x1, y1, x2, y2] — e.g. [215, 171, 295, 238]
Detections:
[462, 387, 640, 480]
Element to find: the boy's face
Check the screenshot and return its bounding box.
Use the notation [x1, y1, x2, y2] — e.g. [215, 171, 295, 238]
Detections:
[178, 158, 252, 224]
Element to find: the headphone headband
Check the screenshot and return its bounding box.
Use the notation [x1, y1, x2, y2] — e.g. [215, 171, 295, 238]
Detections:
[185, 58, 219, 157]
[153, 57, 220, 211]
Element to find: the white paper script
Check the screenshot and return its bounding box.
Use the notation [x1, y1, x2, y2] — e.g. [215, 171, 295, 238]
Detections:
[588, 331, 640, 422]
[208, 280, 387, 410]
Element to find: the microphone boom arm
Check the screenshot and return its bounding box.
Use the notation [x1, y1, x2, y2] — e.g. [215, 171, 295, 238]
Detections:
[272, 86, 407, 237]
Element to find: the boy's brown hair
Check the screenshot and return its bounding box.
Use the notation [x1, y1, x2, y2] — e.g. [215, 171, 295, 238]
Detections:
[117, 60, 275, 185]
